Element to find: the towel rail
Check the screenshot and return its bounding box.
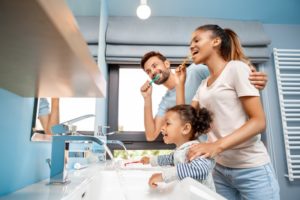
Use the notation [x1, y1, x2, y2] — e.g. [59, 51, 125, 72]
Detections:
[274, 48, 300, 181]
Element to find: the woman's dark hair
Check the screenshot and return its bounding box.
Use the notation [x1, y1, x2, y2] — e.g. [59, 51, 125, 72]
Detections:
[195, 24, 252, 67]
[167, 104, 213, 140]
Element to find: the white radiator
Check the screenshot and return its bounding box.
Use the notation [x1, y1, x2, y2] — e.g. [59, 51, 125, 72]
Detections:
[274, 48, 300, 181]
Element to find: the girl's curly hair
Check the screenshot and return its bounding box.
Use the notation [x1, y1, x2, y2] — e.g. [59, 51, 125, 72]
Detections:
[167, 104, 213, 140]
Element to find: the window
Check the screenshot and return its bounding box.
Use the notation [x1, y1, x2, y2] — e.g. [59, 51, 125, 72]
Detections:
[118, 68, 167, 131]
[58, 98, 96, 131]
[108, 65, 175, 151]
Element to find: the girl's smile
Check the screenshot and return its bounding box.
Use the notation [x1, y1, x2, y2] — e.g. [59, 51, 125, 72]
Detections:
[161, 111, 191, 147]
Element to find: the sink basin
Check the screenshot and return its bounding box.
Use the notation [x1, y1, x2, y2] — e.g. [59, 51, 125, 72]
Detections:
[0, 163, 226, 200]
[65, 167, 226, 200]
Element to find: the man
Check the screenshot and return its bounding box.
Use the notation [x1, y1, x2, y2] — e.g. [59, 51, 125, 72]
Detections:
[140, 51, 267, 141]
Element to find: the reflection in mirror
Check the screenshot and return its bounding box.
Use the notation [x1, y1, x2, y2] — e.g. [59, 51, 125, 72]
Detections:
[31, 98, 96, 142]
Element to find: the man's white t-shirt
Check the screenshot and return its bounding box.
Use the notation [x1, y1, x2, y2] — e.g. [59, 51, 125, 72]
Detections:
[193, 60, 270, 168]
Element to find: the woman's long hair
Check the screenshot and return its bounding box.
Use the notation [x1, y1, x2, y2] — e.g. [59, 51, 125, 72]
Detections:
[195, 24, 253, 67]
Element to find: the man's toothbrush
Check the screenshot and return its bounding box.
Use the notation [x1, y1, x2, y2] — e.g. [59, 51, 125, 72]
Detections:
[149, 74, 160, 85]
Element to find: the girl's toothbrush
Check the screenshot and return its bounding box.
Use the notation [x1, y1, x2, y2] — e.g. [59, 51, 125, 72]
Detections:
[124, 160, 142, 166]
[149, 74, 160, 85]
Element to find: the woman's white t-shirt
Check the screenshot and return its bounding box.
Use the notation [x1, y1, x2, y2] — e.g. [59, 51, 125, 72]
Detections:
[193, 60, 270, 168]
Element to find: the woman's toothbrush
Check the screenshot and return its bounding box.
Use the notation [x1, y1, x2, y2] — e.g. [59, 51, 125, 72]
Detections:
[181, 55, 192, 68]
[149, 74, 160, 85]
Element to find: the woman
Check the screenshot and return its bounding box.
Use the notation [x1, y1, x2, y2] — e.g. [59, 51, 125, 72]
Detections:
[176, 24, 279, 199]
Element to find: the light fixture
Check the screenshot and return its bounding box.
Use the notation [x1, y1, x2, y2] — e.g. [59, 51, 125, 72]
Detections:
[136, 0, 151, 20]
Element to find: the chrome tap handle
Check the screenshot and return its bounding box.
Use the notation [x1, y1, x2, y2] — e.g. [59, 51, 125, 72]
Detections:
[62, 114, 95, 125]
[97, 125, 110, 136]
[51, 114, 95, 135]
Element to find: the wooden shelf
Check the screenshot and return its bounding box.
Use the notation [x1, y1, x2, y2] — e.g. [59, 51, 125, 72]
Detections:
[0, 0, 106, 97]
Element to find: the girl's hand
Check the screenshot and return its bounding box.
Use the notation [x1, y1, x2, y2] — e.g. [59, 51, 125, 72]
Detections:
[187, 142, 223, 161]
[249, 66, 268, 90]
[175, 64, 187, 85]
[148, 173, 163, 188]
[140, 156, 150, 165]
[140, 80, 152, 99]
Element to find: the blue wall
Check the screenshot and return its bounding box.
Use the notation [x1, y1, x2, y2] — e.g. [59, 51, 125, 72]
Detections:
[261, 24, 300, 199]
[0, 90, 51, 196]
[108, 0, 300, 24]
[0, 0, 109, 196]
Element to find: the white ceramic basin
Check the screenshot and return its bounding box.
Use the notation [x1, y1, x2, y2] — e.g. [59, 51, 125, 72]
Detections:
[65, 167, 226, 200]
[0, 163, 226, 200]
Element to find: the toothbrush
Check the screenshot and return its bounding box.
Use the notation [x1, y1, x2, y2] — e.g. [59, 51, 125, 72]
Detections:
[124, 160, 141, 166]
[149, 74, 160, 86]
[181, 55, 192, 68]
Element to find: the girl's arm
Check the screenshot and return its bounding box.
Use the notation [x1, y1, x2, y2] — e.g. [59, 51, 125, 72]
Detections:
[162, 157, 214, 183]
[156, 153, 175, 166]
[188, 96, 266, 160]
[148, 153, 175, 188]
[176, 157, 214, 181]
[149, 157, 214, 188]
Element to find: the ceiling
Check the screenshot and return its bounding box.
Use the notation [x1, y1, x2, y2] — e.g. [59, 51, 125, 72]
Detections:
[66, 0, 300, 24]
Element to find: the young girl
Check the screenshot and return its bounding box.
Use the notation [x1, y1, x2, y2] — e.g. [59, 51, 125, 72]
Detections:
[139, 104, 215, 191]
[176, 24, 279, 199]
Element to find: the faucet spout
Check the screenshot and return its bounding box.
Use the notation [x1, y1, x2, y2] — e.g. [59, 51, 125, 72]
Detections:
[49, 135, 105, 184]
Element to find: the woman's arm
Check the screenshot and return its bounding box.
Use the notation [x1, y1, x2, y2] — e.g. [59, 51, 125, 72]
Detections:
[191, 100, 200, 110]
[38, 98, 60, 135]
[47, 98, 60, 134]
[175, 65, 187, 105]
[187, 96, 266, 160]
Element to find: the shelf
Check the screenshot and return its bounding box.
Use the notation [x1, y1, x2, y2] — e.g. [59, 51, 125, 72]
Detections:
[0, 0, 106, 97]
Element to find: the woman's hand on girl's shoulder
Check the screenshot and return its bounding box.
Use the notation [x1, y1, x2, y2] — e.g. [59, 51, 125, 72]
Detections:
[187, 142, 223, 161]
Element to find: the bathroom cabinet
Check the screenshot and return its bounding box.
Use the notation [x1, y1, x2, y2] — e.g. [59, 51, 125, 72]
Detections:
[0, 0, 106, 97]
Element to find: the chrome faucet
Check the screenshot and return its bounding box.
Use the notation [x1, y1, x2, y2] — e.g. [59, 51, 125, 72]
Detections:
[48, 114, 125, 184]
[49, 135, 105, 184]
[49, 135, 127, 184]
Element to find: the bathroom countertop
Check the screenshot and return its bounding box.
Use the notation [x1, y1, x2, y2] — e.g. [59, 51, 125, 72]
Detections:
[0, 163, 109, 200]
[0, 161, 226, 200]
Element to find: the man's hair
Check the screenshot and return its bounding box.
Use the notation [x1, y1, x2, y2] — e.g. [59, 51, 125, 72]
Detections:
[140, 51, 167, 70]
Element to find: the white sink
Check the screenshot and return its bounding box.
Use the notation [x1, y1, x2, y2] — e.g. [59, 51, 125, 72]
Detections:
[0, 163, 226, 200]
[64, 167, 226, 200]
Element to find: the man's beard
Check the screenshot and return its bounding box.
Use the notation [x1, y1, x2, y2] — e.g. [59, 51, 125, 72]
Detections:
[155, 69, 171, 85]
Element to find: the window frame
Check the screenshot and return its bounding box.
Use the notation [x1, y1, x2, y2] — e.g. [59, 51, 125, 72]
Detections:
[107, 64, 175, 150]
